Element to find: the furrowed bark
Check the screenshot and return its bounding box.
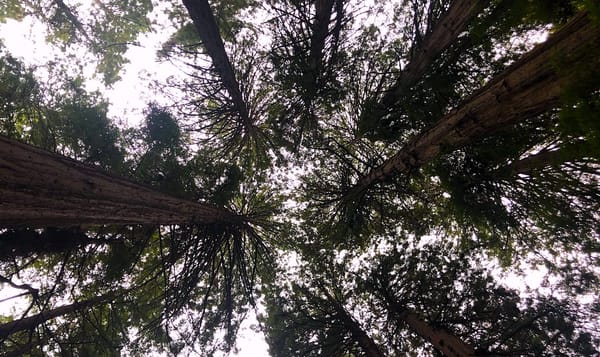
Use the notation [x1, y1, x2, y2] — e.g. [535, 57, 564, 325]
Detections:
[181, 0, 251, 125]
[346, 12, 600, 200]
[377, 0, 487, 110]
[0, 136, 241, 227]
[0, 295, 108, 339]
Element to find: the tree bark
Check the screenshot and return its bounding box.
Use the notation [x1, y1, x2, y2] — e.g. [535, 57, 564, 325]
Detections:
[0, 136, 241, 227]
[384, 295, 475, 357]
[307, 0, 338, 79]
[181, 0, 251, 126]
[338, 310, 386, 357]
[401, 311, 475, 357]
[0, 295, 108, 339]
[320, 286, 385, 357]
[310, 0, 336, 68]
[346, 12, 600, 200]
[377, 0, 487, 110]
[503, 141, 593, 176]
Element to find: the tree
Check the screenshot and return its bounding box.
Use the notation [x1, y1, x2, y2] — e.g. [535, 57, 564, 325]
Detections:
[0, 49, 271, 355]
[0, 0, 154, 84]
[0, 294, 113, 340]
[262, 272, 385, 356]
[268, 0, 346, 147]
[362, 242, 598, 356]
[344, 11, 599, 201]
[361, 0, 487, 130]
[263, 239, 598, 356]
[0, 135, 243, 226]
[160, 0, 272, 164]
[182, 0, 251, 126]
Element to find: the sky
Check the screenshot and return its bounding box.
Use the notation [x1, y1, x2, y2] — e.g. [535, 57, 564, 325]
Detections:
[0, 16, 170, 127]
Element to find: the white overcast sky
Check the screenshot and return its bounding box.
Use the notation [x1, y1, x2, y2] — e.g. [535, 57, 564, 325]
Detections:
[0, 15, 174, 127]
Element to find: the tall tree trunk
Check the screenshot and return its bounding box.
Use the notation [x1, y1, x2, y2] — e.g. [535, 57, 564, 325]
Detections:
[181, 0, 251, 127]
[345, 12, 599, 201]
[385, 296, 475, 357]
[320, 286, 385, 357]
[337, 309, 386, 357]
[503, 141, 593, 176]
[401, 311, 475, 357]
[0, 295, 109, 339]
[0, 136, 241, 227]
[375, 0, 487, 111]
[307, 0, 344, 87]
[309, 0, 336, 73]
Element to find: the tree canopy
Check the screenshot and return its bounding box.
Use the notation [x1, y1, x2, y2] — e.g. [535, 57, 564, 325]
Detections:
[0, 0, 599, 356]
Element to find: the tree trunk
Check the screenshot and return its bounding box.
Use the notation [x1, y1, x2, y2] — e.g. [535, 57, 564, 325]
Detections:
[400, 311, 475, 357]
[384, 294, 475, 357]
[182, 0, 251, 126]
[504, 141, 593, 176]
[377, 0, 486, 110]
[308, 0, 337, 76]
[346, 12, 600, 200]
[0, 295, 108, 339]
[338, 310, 386, 357]
[320, 285, 385, 357]
[0, 136, 241, 227]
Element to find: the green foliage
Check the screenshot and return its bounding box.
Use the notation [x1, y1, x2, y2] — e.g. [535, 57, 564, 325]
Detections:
[159, 22, 201, 57]
[0, 0, 154, 84]
[263, 240, 598, 356]
[0, 1, 24, 22]
[211, 0, 258, 40]
[508, 0, 576, 24]
[557, 37, 600, 155]
[425, 115, 599, 265]
[267, 0, 348, 149]
[0, 49, 126, 172]
[0, 48, 41, 138]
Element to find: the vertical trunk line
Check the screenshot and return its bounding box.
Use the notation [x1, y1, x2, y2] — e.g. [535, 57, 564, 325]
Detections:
[319, 284, 386, 357]
[385, 295, 475, 357]
[380, 0, 487, 109]
[181, 0, 252, 126]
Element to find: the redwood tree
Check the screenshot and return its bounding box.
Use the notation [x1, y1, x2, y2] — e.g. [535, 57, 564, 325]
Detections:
[344, 11, 600, 201]
[0, 135, 241, 227]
